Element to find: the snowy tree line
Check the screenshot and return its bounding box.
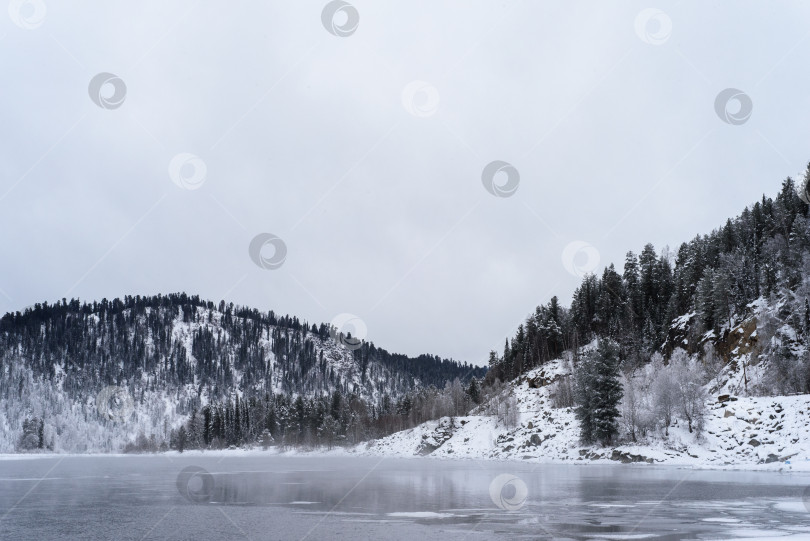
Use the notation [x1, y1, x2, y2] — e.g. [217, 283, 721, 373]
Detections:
[0, 293, 485, 452]
[4, 363, 485, 454]
[488, 168, 810, 396]
[0, 293, 482, 400]
[165, 377, 484, 452]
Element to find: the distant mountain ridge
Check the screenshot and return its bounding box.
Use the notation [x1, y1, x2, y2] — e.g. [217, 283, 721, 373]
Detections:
[0, 293, 484, 452]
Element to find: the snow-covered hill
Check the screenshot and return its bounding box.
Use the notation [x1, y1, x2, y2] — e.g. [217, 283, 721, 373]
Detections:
[356, 349, 810, 471]
[0, 313, 384, 452]
[0, 295, 483, 453]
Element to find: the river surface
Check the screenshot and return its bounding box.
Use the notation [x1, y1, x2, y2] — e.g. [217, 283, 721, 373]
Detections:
[1, 455, 809, 540]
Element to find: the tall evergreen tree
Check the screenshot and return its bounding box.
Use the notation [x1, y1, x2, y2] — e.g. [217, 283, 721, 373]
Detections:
[574, 340, 623, 445]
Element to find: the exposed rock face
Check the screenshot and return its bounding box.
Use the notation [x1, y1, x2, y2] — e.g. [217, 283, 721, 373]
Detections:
[718, 317, 758, 364]
[665, 312, 757, 362]
[415, 418, 456, 456]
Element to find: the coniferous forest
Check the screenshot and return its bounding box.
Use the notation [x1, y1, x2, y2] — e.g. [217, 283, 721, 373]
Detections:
[0, 293, 484, 452]
[488, 168, 810, 390]
[485, 168, 810, 445]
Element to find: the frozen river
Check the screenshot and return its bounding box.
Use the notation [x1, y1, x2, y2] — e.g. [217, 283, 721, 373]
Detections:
[1, 455, 809, 540]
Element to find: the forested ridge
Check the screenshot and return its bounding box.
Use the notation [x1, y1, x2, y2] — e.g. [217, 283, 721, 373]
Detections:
[0, 293, 485, 452]
[0, 293, 481, 393]
[488, 166, 810, 391]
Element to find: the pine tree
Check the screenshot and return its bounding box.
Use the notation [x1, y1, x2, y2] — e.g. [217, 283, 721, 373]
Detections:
[330, 390, 342, 420]
[234, 396, 242, 445]
[697, 270, 715, 333]
[574, 340, 623, 445]
[202, 406, 212, 447]
[502, 339, 512, 380]
[623, 251, 642, 332]
[591, 340, 623, 445]
[466, 378, 482, 405]
[177, 426, 187, 453]
[574, 360, 595, 443]
[265, 395, 277, 437]
[712, 270, 733, 330]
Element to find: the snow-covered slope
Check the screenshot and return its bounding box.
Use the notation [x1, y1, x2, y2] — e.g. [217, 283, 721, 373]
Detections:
[0, 297, 481, 453]
[357, 357, 810, 470]
[164, 307, 407, 402]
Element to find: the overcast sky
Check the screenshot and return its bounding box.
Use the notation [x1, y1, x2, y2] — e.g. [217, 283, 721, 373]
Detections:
[2, 1, 810, 366]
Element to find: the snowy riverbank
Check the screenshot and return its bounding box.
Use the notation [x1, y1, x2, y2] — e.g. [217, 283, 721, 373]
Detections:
[351, 358, 810, 472]
[5, 356, 810, 472]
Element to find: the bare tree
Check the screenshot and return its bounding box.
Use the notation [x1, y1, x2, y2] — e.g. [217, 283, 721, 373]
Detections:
[551, 376, 574, 409]
[650, 355, 677, 436]
[498, 393, 519, 428]
[670, 350, 708, 435]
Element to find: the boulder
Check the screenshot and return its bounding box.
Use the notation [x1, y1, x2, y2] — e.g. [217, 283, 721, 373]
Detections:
[609, 450, 648, 464]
